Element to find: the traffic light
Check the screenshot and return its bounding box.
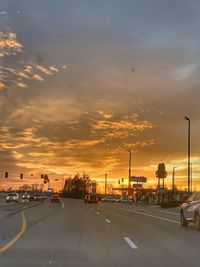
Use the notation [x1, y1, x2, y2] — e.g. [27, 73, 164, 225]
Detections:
[44, 174, 49, 184]
[20, 173, 23, 179]
[41, 174, 44, 179]
[5, 172, 8, 178]
[122, 178, 124, 183]
[118, 179, 120, 185]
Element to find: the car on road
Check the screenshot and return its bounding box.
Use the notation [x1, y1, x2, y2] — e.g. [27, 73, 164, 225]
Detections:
[22, 192, 30, 201]
[101, 196, 117, 203]
[6, 192, 19, 203]
[84, 194, 98, 204]
[30, 193, 45, 201]
[180, 192, 200, 230]
[117, 197, 130, 203]
[51, 194, 60, 203]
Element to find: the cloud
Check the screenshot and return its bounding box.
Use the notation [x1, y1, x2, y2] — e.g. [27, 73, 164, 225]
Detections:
[32, 74, 44, 81]
[16, 82, 27, 88]
[0, 31, 23, 57]
[12, 151, 24, 160]
[92, 119, 153, 131]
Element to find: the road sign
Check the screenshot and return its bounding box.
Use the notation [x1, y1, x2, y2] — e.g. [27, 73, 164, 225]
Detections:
[133, 184, 143, 188]
[157, 188, 166, 194]
[130, 176, 147, 183]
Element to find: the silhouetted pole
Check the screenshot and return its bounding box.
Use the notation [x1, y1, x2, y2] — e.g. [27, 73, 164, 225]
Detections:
[184, 116, 191, 194]
[172, 167, 176, 196]
[127, 150, 132, 189]
[105, 173, 107, 195]
[190, 163, 192, 193]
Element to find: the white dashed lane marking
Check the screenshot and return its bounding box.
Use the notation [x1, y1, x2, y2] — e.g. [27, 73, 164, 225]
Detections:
[124, 237, 138, 249]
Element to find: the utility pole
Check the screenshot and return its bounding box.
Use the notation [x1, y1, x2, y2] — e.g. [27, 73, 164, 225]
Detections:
[184, 116, 191, 194]
[105, 173, 107, 195]
[127, 150, 132, 189]
[172, 167, 177, 197]
[190, 163, 193, 193]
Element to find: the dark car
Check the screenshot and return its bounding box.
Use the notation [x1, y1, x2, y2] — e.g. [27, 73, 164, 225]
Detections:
[22, 192, 30, 201]
[51, 194, 60, 203]
[84, 194, 98, 204]
[29, 193, 45, 201]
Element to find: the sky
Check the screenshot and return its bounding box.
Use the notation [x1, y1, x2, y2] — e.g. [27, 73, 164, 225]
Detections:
[0, 0, 200, 191]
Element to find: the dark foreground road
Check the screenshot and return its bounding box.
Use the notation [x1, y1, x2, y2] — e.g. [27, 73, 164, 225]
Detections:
[0, 199, 200, 267]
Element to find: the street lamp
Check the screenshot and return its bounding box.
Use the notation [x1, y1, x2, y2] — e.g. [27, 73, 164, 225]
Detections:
[127, 150, 132, 189]
[190, 163, 193, 193]
[184, 116, 191, 194]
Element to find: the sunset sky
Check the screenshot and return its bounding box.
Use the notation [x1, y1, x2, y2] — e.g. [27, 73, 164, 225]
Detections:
[0, 0, 200, 191]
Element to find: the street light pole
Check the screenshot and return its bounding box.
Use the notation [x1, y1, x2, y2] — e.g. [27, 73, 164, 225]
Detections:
[184, 116, 191, 194]
[105, 173, 107, 195]
[127, 150, 132, 189]
[190, 163, 193, 193]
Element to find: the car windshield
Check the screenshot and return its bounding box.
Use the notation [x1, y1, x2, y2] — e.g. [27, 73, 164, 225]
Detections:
[0, 1, 200, 266]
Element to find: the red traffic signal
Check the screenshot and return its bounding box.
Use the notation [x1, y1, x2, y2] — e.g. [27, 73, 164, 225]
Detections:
[5, 172, 8, 178]
[20, 173, 23, 179]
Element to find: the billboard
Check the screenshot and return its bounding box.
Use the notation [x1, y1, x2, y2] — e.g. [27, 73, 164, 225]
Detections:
[130, 176, 147, 183]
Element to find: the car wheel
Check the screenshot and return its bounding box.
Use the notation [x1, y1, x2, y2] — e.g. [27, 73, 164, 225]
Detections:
[195, 213, 200, 231]
[181, 211, 188, 227]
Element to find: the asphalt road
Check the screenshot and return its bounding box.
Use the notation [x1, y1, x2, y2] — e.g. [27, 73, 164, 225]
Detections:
[0, 199, 200, 267]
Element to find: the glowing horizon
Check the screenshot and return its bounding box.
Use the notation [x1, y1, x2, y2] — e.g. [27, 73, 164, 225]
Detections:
[0, 1, 200, 192]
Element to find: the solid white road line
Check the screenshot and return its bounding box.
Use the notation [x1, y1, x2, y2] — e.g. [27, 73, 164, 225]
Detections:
[105, 219, 111, 223]
[124, 237, 138, 249]
[96, 211, 100, 215]
[121, 208, 180, 224]
[100, 204, 180, 224]
[153, 209, 179, 215]
[61, 202, 65, 208]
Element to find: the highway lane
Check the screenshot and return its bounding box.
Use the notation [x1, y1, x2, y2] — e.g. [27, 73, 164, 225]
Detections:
[0, 199, 200, 267]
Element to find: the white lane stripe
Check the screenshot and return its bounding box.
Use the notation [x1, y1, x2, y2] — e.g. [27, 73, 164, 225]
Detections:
[153, 209, 179, 216]
[121, 208, 180, 224]
[96, 211, 100, 215]
[124, 237, 138, 249]
[105, 219, 111, 223]
[61, 202, 65, 208]
[100, 204, 180, 224]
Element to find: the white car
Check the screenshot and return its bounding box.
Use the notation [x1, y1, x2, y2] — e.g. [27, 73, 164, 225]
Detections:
[180, 192, 200, 231]
[6, 192, 19, 203]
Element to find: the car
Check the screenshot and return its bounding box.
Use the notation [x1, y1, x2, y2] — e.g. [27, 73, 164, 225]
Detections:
[117, 198, 129, 203]
[22, 192, 30, 201]
[51, 194, 60, 203]
[101, 196, 117, 203]
[30, 193, 45, 201]
[84, 194, 98, 204]
[180, 192, 200, 231]
[6, 192, 19, 203]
